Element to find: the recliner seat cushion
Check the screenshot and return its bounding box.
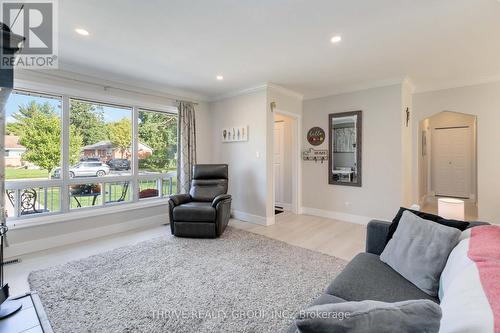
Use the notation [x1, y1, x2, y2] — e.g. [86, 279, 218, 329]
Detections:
[173, 202, 216, 222]
[326, 253, 438, 303]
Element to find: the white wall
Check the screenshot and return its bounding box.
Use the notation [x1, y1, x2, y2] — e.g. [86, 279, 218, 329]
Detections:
[412, 81, 500, 224]
[267, 85, 303, 116]
[5, 203, 169, 258]
[208, 85, 302, 224]
[195, 102, 213, 164]
[209, 90, 270, 224]
[401, 80, 414, 207]
[302, 85, 403, 222]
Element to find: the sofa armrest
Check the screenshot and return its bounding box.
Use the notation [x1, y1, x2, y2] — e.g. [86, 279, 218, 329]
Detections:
[168, 193, 191, 206]
[366, 220, 391, 255]
[212, 194, 231, 208]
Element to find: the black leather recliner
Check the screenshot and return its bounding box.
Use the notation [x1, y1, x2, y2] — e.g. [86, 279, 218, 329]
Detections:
[168, 164, 232, 238]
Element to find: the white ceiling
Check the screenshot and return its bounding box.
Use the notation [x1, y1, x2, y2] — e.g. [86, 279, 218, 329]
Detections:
[56, 0, 500, 100]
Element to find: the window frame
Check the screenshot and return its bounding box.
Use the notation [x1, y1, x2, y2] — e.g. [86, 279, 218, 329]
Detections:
[5, 88, 178, 224]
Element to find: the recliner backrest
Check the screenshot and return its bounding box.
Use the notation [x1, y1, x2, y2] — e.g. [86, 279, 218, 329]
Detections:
[189, 164, 228, 202]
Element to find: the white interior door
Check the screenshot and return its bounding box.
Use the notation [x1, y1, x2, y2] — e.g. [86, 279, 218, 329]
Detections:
[432, 127, 472, 198]
[274, 121, 285, 205]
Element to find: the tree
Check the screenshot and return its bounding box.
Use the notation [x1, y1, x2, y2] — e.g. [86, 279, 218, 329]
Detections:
[138, 112, 177, 171]
[69, 101, 107, 145]
[6, 100, 56, 136]
[69, 126, 84, 165]
[14, 104, 83, 173]
[108, 118, 132, 158]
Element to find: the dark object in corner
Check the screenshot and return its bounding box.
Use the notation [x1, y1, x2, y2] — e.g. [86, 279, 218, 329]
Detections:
[385, 207, 470, 245]
[0, 23, 24, 320]
[168, 164, 232, 238]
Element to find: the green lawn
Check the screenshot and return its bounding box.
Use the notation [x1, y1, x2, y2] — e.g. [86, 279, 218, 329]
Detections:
[6, 168, 50, 180]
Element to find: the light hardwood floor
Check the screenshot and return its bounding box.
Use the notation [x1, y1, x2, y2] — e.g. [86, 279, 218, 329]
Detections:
[5, 213, 366, 296]
[230, 212, 366, 261]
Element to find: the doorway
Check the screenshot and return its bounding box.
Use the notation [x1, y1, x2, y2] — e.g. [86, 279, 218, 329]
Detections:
[418, 111, 477, 219]
[273, 110, 301, 216]
[274, 120, 285, 214]
[432, 126, 472, 198]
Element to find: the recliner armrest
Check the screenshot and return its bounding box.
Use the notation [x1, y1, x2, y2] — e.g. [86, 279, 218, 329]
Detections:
[168, 193, 191, 206]
[366, 220, 391, 256]
[212, 194, 231, 207]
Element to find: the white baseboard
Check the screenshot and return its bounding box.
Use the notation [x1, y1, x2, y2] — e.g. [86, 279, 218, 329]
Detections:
[5, 214, 167, 259]
[300, 207, 373, 225]
[275, 202, 292, 211]
[231, 210, 274, 226]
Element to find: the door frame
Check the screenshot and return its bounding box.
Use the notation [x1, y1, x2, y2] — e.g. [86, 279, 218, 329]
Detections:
[431, 126, 472, 199]
[274, 120, 285, 207]
[272, 109, 302, 215]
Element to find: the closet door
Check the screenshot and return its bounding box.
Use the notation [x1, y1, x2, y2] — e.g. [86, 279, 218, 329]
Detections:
[432, 127, 471, 198]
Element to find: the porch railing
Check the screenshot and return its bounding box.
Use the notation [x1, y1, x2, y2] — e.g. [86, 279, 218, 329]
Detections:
[5, 171, 177, 220]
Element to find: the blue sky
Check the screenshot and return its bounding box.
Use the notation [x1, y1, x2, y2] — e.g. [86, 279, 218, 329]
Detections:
[5, 93, 130, 124]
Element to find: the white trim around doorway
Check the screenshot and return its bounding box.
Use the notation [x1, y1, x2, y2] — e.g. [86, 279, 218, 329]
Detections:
[273, 109, 302, 216]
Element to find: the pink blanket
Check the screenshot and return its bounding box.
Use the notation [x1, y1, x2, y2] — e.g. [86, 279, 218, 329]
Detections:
[468, 226, 500, 333]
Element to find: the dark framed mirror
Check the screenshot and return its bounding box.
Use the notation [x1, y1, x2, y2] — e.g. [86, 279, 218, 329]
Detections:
[328, 111, 362, 186]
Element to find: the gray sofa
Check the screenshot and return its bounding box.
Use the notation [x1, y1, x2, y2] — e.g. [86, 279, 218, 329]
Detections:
[288, 219, 487, 332]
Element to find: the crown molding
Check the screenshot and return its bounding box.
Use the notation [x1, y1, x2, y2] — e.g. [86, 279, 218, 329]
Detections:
[413, 75, 500, 94]
[209, 84, 268, 102]
[267, 83, 304, 100]
[209, 83, 304, 102]
[303, 76, 406, 100]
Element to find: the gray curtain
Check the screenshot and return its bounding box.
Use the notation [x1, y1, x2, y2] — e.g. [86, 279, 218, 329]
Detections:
[177, 102, 197, 194]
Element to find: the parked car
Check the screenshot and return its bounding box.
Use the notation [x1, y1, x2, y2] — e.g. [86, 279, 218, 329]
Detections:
[107, 158, 131, 171]
[80, 157, 101, 162]
[52, 162, 110, 178]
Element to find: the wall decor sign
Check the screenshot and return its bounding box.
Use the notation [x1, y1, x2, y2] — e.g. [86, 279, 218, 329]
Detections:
[302, 148, 328, 163]
[222, 126, 248, 142]
[307, 127, 325, 146]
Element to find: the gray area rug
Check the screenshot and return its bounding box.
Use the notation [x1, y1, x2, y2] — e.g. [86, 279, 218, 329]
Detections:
[29, 227, 347, 333]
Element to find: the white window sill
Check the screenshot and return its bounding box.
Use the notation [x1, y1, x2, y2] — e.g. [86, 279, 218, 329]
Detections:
[7, 198, 169, 230]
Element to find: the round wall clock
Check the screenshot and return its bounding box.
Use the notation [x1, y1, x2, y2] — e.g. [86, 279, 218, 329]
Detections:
[307, 127, 325, 146]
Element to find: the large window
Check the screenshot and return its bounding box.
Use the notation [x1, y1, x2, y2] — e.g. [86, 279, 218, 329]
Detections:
[4, 90, 177, 220]
[5, 91, 62, 181]
[68, 99, 132, 178]
[138, 109, 178, 197]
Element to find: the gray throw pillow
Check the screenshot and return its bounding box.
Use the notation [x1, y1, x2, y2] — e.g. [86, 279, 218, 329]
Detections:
[380, 210, 461, 296]
[295, 299, 442, 333]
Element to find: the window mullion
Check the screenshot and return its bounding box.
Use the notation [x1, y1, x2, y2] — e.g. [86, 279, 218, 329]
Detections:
[132, 106, 139, 203]
[61, 96, 70, 213]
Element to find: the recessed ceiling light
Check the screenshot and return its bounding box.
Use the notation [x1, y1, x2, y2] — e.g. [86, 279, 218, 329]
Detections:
[330, 35, 342, 43]
[216, 75, 224, 80]
[75, 28, 90, 36]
